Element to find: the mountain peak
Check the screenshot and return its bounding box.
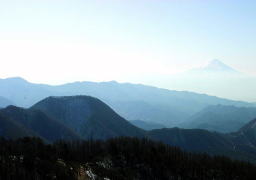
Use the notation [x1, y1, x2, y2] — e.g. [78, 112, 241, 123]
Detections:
[187, 59, 239, 75]
[31, 95, 144, 140]
[207, 59, 226, 66]
[203, 59, 238, 72]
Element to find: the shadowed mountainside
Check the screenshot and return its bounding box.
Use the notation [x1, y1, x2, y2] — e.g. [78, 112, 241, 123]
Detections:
[0, 106, 80, 142]
[0, 95, 256, 162]
[31, 96, 145, 140]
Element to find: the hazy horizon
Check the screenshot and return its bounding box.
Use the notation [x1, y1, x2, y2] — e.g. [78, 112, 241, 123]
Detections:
[0, 0, 256, 101]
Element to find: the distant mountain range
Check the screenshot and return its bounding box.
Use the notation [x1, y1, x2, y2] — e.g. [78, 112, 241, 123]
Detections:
[0, 77, 254, 128]
[181, 105, 256, 133]
[1, 95, 256, 163]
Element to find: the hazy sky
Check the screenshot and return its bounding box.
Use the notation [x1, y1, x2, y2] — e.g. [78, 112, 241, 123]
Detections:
[0, 0, 256, 85]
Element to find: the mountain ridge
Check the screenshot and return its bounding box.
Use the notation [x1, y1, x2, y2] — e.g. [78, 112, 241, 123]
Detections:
[181, 105, 256, 133]
[0, 95, 256, 163]
[0, 77, 254, 127]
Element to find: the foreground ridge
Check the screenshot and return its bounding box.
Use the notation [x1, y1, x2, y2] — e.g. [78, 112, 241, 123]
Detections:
[0, 137, 255, 180]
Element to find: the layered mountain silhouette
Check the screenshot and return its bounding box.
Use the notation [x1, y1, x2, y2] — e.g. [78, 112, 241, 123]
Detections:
[148, 117, 256, 162]
[181, 105, 256, 133]
[0, 96, 14, 108]
[0, 95, 256, 162]
[0, 96, 144, 141]
[130, 120, 166, 130]
[0, 77, 253, 128]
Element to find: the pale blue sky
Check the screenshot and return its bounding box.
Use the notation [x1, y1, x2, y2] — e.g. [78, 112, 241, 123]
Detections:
[0, 0, 256, 84]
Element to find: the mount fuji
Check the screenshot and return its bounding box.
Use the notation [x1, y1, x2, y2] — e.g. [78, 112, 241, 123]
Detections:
[188, 59, 240, 75]
[161, 59, 256, 102]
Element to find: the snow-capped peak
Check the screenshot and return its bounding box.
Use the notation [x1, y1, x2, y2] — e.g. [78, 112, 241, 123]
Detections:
[203, 59, 237, 72]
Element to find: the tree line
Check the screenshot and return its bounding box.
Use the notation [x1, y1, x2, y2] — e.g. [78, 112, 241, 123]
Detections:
[0, 137, 256, 180]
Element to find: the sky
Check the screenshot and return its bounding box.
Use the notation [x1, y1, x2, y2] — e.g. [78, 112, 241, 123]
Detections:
[0, 0, 256, 85]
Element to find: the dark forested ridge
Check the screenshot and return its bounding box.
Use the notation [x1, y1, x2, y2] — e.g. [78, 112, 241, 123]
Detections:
[0, 113, 34, 139]
[0, 96, 144, 141]
[0, 105, 80, 142]
[147, 127, 256, 163]
[1, 96, 256, 164]
[1, 137, 256, 180]
[31, 96, 145, 139]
